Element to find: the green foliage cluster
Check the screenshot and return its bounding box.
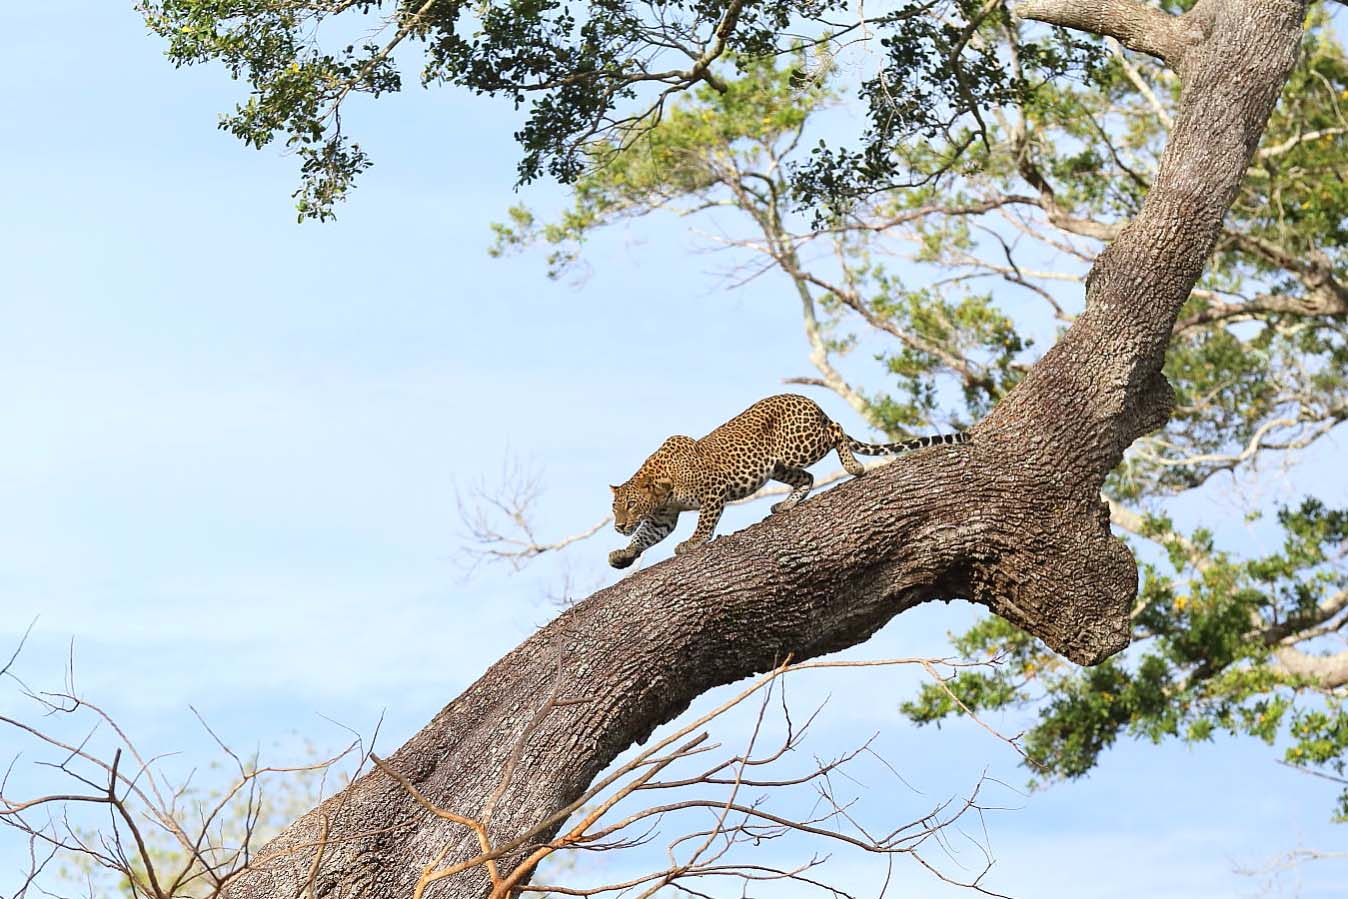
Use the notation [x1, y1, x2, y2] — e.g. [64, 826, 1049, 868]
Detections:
[415, 0, 856, 185]
[793, 13, 1101, 211]
[140, 1, 400, 219]
[140, 1, 1102, 220]
[904, 499, 1348, 816]
[490, 52, 828, 278]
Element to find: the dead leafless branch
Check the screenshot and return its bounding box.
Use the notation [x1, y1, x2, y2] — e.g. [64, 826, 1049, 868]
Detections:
[368, 655, 1024, 899]
[0, 648, 376, 899]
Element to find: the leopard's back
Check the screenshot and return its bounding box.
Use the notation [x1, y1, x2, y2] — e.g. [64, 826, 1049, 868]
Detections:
[694, 394, 835, 500]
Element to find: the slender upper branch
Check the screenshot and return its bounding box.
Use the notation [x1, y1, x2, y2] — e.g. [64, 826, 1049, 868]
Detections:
[1272, 646, 1348, 689]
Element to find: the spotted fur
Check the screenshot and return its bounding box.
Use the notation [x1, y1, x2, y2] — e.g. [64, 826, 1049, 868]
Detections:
[607, 394, 968, 568]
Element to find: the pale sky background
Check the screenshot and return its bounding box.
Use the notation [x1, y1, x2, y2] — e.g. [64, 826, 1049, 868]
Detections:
[3, 3, 1347, 897]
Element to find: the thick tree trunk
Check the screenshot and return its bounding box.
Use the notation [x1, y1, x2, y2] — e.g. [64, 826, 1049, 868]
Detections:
[225, 2, 1306, 896]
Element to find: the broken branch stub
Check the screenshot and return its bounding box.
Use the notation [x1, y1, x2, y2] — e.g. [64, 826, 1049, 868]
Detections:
[224, 2, 1308, 896]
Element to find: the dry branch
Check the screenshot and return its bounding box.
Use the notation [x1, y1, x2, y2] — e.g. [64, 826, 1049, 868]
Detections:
[0, 661, 375, 899]
[347, 658, 1020, 899]
[4, 654, 1024, 899]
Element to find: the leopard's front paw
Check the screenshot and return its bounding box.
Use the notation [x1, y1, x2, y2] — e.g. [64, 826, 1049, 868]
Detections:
[770, 500, 793, 514]
[674, 539, 702, 556]
[608, 549, 637, 569]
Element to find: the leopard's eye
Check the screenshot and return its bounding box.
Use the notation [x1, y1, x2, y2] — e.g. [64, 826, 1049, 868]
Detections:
[626, 499, 636, 510]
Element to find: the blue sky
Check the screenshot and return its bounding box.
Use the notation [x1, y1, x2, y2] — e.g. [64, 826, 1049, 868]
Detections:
[2, 3, 1346, 897]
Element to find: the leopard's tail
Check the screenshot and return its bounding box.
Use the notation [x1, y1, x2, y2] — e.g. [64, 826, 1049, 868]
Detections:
[846, 431, 969, 456]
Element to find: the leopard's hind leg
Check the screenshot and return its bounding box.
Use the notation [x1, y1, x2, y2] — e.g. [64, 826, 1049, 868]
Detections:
[828, 421, 866, 476]
[769, 464, 814, 512]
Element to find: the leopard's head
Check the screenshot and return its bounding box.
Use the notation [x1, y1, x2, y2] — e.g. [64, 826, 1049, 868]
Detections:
[611, 474, 672, 535]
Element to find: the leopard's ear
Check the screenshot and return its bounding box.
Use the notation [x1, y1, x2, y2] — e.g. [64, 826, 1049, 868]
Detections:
[651, 476, 673, 500]
[609, 484, 619, 493]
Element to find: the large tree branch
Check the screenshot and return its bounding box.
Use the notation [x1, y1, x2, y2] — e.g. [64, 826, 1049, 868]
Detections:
[224, 3, 1308, 896]
[1016, 0, 1195, 67]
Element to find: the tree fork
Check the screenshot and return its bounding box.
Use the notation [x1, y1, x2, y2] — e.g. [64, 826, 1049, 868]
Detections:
[226, 2, 1308, 896]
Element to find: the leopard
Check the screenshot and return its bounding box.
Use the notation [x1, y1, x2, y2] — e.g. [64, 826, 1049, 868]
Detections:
[607, 393, 968, 569]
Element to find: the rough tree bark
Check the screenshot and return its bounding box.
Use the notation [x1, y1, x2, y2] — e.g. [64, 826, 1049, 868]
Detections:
[226, 2, 1308, 896]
